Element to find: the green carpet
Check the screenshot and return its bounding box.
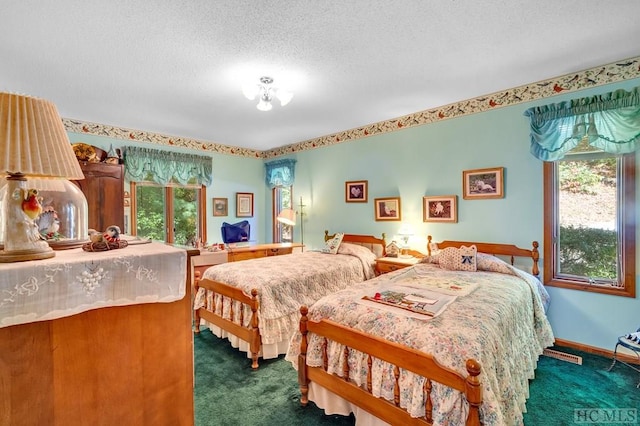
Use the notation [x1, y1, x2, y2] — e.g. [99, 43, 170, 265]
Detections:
[194, 332, 640, 426]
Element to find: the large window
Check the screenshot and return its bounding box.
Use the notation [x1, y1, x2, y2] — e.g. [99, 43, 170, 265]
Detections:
[544, 147, 635, 297]
[131, 178, 206, 246]
[272, 186, 292, 242]
[124, 146, 211, 246]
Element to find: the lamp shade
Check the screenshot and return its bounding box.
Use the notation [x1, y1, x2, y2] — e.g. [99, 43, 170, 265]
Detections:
[0, 92, 84, 180]
[0, 93, 86, 262]
[276, 208, 296, 226]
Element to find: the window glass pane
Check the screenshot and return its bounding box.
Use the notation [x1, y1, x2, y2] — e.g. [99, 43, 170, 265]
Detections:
[136, 185, 166, 241]
[173, 187, 199, 245]
[274, 186, 292, 242]
[557, 150, 618, 283]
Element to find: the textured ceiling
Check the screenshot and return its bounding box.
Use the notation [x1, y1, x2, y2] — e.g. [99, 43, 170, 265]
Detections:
[2, 1, 640, 152]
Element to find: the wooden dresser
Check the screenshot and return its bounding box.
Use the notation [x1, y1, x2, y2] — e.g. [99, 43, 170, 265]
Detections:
[226, 242, 303, 262]
[0, 245, 197, 426]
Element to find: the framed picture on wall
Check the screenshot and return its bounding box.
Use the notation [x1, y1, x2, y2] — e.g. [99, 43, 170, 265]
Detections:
[374, 197, 401, 221]
[423, 195, 458, 223]
[236, 192, 254, 217]
[212, 197, 228, 216]
[345, 180, 368, 202]
[462, 167, 504, 199]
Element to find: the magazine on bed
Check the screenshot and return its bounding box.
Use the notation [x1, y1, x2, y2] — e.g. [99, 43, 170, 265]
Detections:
[362, 286, 456, 317]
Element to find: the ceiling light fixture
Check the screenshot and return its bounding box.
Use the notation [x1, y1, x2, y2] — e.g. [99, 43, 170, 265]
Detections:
[243, 76, 293, 111]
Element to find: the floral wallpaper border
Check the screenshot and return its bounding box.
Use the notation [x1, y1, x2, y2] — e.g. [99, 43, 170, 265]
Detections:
[63, 56, 640, 160]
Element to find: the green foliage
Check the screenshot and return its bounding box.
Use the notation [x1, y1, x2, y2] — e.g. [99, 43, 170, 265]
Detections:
[559, 225, 617, 279]
[559, 157, 617, 194]
[173, 187, 198, 245]
[559, 161, 600, 194]
[135, 185, 199, 245]
[136, 186, 165, 241]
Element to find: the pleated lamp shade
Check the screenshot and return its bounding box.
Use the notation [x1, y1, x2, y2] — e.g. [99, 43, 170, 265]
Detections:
[0, 92, 84, 180]
[0, 92, 86, 262]
[276, 208, 296, 226]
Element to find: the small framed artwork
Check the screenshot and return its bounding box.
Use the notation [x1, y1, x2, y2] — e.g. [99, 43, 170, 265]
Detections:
[236, 192, 254, 217]
[345, 180, 368, 202]
[463, 167, 504, 200]
[374, 197, 401, 221]
[423, 195, 458, 223]
[212, 197, 228, 216]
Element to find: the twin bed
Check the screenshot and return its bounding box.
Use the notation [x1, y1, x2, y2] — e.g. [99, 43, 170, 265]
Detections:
[193, 234, 554, 424]
[193, 231, 386, 368]
[286, 237, 553, 425]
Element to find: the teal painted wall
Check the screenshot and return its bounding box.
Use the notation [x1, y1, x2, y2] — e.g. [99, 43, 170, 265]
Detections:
[67, 76, 639, 353]
[288, 78, 640, 353]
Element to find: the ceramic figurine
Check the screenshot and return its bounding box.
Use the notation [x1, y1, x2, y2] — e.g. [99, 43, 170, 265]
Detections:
[386, 241, 400, 258]
[21, 188, 42, 220]
[103, 225, 121, 242]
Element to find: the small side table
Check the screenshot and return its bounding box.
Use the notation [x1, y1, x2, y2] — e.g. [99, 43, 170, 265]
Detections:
[608, 327, 640, 388]
[376, 256, 420, 275]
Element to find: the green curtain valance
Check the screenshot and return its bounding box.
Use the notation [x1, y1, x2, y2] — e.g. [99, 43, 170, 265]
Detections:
[265, 158, 296, 188]
[124, 146, 213, 186]
[524, 86, 640, 161]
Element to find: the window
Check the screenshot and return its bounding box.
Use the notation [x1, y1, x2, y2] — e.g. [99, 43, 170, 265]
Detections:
[526, 86, 638, 297]
[131, 178, 207, 246]
[123, 146, 211, 246]
[273, 186, 292, 242]
[544, 147, 635, 297]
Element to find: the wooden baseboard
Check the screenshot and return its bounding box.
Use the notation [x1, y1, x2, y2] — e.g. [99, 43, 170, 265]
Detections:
[554, 338, 640, 365]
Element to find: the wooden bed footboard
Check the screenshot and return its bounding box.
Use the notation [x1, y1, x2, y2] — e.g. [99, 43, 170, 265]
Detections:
[297, 306, 482, 426]
[194, 273, 261, 369]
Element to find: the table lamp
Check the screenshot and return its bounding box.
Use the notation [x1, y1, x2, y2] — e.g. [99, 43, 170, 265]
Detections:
[397, 222, 414, 258]
[276, 197, 305, 251]
[0, 92, 85, 262]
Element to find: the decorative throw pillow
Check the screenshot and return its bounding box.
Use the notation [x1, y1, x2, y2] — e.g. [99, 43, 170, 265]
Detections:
[322, 232, 344, 254]
[438, 245, 477, 272]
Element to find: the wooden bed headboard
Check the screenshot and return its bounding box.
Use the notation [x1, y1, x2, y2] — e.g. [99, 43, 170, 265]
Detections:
[324, 230, 387, 258]
[427, 235, 540, 276]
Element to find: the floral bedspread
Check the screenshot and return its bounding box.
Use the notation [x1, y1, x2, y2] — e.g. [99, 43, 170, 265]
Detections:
[285, 262, 555, 426]
[194, 247, 376, 345]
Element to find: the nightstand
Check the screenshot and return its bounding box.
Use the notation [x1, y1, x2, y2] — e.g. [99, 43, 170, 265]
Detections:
[376, 256, 421, 275]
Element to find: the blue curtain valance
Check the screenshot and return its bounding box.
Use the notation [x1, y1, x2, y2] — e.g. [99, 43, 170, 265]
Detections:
[524, 86, 640, 161]
[124, 146, 213, 186]
[265, 159, 296, 188]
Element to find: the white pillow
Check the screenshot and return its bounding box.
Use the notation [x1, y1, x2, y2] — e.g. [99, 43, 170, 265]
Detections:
[322, 232, 344, 254]
[337, 242, 377, 264]
[438, 245, 477, 272]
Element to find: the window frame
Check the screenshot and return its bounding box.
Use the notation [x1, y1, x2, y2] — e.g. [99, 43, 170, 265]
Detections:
[272, 186, 293, 243]
[129, 181, 206, 245]
[543, 152, 636, 297]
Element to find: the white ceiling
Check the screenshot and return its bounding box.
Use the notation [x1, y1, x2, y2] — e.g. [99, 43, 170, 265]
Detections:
[2, 1, 640, 152]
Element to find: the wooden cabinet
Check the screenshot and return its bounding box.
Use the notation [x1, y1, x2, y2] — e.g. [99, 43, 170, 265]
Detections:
[0, 248, 198, 426]
[376, 256, 421, 275]
[73, 161, 124, 232]
[226, 243, 303, 262]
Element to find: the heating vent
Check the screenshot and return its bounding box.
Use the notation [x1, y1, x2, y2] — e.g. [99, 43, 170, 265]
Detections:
[543, 348, 583, 365]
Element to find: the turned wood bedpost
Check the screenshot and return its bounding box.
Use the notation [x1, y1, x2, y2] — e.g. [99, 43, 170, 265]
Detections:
[249, 288, 260, 369]
[531, 241, 540, 277]
[193, 271, 202, 334]
[465, 359, 482, 426]
[298, 305, 310, 406]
